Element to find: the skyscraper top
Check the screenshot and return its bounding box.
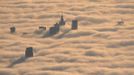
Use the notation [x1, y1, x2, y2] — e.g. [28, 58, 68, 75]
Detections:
[59, 15, 66, 25]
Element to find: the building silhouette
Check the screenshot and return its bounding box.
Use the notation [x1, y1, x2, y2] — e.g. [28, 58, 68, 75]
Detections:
[71, 19, 78, 30]
[48, 23, 60, 36]
[59, 15, 66, 26]
[10, 26, 16, 33]
[117, 19, 124, 25]
[25, 47, 33, 58]
[39, 26, 46, 31]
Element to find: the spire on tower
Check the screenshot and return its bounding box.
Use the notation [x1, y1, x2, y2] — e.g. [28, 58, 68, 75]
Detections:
[59, 15, 66, 26]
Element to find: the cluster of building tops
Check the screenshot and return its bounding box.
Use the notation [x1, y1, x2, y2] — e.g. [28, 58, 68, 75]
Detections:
[9, 15, 79, 58]
[10, 15, 78, 37]
[9, 15, 125, 58]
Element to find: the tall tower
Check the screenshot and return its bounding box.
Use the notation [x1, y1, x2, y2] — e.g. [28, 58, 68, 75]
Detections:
[25, 47, 33, 58]
[59, 15, 66, 26]
[71, 19, 78, 30]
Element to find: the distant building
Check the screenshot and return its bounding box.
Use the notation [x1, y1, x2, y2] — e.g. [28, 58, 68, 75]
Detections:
[39, 26, 46, 31]
[117, 19, 124, 25]
[25, 47, 33, 58]
[49, 27, 56, 35]
[54, 23, 60, 32]
[10, 26, 16, 33]
[49, 23, 60, 36]
[71, 19, 78, 30]
[39, 26, 46, 33]
[59, 15, 66, 26]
